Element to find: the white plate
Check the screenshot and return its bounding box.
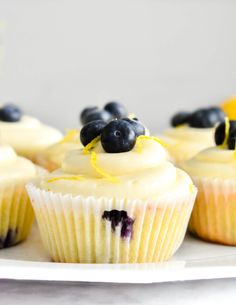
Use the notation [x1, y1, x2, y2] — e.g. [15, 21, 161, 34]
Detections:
[0, 225, 236, 283]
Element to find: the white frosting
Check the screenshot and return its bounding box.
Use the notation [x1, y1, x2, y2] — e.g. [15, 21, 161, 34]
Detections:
[40, 139, 194, 200]
[182, 146, 236, 179]
[0, 115, 63, 155]
[0, 145, 37, 184]
[159, 125, 215, 162]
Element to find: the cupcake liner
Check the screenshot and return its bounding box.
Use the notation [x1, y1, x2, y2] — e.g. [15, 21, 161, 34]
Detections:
[189, 176, 236, 245]
[0, 181, 35, 249]
[26, 184, 196, 263]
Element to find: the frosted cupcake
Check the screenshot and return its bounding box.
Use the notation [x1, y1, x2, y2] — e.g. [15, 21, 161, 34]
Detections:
[35, 101, 130, 171]
[27, 118, 197, 263]
[0, 104, 63, 162]
[159, 107, 225, 164]
[0, 144, 41, 249]
[182, 119, 236, 245]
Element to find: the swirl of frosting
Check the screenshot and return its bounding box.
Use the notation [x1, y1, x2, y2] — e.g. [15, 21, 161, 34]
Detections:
[0, 145, 37, 183]
[181, 146, 236, 179]
[40, 139, 194, 200]
[0, 115, 63, 155]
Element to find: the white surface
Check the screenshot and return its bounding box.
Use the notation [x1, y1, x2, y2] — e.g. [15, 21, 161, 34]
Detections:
[0, 226, 236, 284]
[0, 0, 236, 132]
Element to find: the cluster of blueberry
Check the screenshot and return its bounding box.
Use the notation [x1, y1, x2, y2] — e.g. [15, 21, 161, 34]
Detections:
[80, 102, 146, 153]
[0, 104, 22, 122]
[215, 120, 236, 150]
[102, 210, 134, 239]
[171, 107, 225, 128]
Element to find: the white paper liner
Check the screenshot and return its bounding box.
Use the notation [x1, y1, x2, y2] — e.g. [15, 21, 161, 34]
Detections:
[26, 183, 196, 263]
[189, 176, 236, 245]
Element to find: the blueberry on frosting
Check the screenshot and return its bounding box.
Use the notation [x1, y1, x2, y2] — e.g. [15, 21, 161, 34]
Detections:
[101, 119, 136, 153]
[102, 210, 134, 239]
[80, 120, 107, 146]
[122, 118, 145, 137]
[81, 109, 112, 125]
[171, 112, 190, 127]
[0, 104, 22, 122]
[80, 106, 99, 125]
[214, 120, 236, 150]
[104, 101, 127, 119]
[171, 107, 225, 128]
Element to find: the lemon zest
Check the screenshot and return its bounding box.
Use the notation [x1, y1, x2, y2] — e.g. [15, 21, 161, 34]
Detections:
[135, 135, 168, 153]
[47, 175, 85, 183]
[83, 135, 101, 155]
[189, 183, 195, 194]
[223, 117, 230, 147]
[60, 129, 79, 144]
[90, 151, 119, 183]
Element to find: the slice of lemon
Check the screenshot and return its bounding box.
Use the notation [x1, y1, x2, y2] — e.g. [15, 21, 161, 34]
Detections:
[221, 96, 236, 119]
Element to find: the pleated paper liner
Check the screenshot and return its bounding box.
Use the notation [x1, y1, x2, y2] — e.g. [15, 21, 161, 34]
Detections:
[189, 176, 236, 245]
[0, 182, 34, 249]
[26, 183, 196, 263]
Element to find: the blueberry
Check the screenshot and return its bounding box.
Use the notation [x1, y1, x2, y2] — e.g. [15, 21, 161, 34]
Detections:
[104, 101, 127, 119]
[102, 210, 134, 239]
[122, 118, 145, 137]
[214, 120, 236, 147]
[0, 104, 22, 122]
[82, 109, 112, 125]
[208, 107, 225, 122]
[80, 120, 107, 146]
[171, 112, 190, 127]
[189, 108, 223, 128]
[0, 228, 18, 249]
[80, 106, 99, 125]
[101, 120, 136, 153]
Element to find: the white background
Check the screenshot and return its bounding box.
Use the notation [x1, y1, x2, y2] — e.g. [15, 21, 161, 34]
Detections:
[0, 1, 236, 304]
[1, 0, 236, 132]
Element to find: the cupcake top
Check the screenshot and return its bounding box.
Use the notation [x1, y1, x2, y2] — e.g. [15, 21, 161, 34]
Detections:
[0, 144, 37, 184]
[39, 118, 194, 201]
[0, 104, 63, 155]
[182, 119, 236, 179]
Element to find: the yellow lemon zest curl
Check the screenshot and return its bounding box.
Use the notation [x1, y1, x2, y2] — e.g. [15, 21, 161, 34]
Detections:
[82, 136, 118, 183]
[223, 117, 230, 147]
[135, 135, 168, 153]
[47, 175, 85, 183]
[189, 183, 195, 194]
[60, 129, 79, 144]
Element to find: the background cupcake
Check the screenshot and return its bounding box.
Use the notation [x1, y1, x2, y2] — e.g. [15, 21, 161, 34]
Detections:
[0, 103, 63, 163]
[0, 144, 41, 249]
[27, 118, 196, 263]
[182, 119, 236, 245]
[158, 106, 225, 164]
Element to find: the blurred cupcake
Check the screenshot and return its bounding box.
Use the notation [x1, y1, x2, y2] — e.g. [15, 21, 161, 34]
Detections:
[0, 103, 63, 162]
[35, 101, 133, 171]
[182, 119, 236, 245]
[27, 118, 196, 263]
[0, 144, 42, 249]
[159, 107, 225, 164]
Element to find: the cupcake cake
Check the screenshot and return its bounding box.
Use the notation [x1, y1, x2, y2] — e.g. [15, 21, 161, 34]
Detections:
[0, 103, 63, 162]
[0, 144, 43, 249]
[159, 107, 225, 164]
[182, 119, 236, 245]
[27, 118, 197, 263]
[35, 101, 131, 171]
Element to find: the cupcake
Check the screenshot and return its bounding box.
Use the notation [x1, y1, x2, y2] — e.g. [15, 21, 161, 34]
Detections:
[27, 118, 197, 263]
[182, 119, 236, 245]
[159, 107, 225, 164]
[35, 101, 132, 171]
[0, 103, 63, 162]
[0, 144, 43, 249]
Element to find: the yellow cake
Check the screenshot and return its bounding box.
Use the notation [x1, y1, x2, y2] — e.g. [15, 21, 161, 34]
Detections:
[0, 144, 42, 248]
[182, 119, 236, 245]
[158, 107, 225, 164]
[27, 118, 196, 263]
[0, 104, 63, 162]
